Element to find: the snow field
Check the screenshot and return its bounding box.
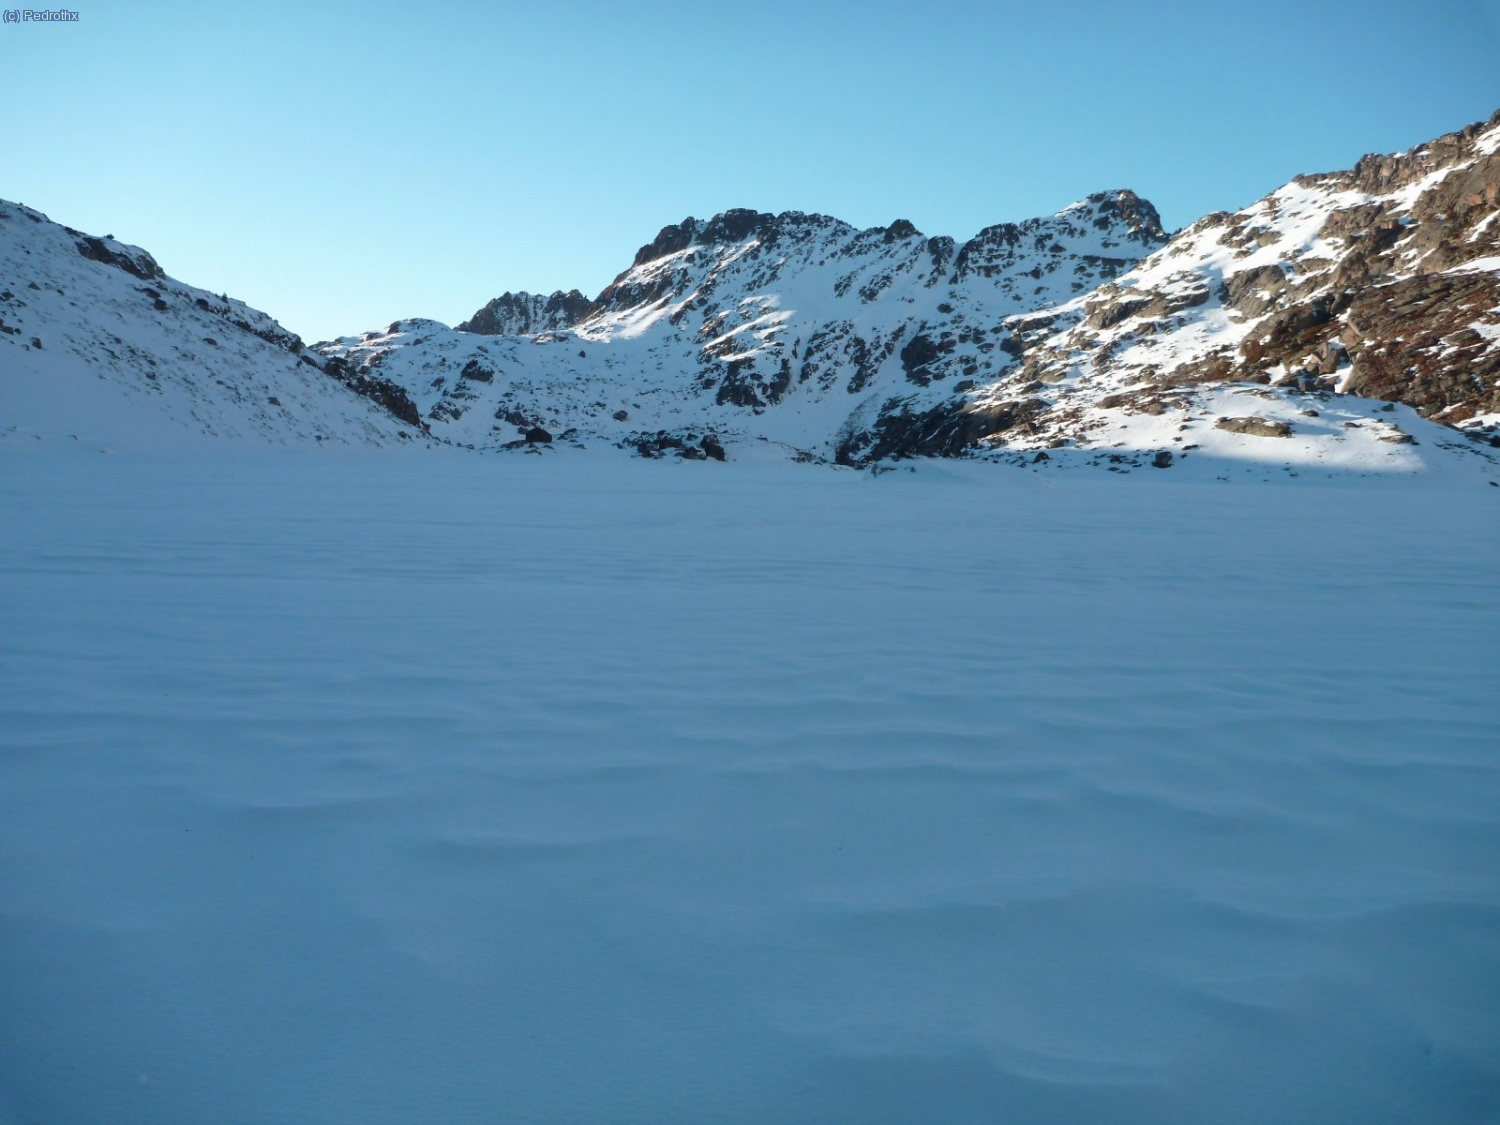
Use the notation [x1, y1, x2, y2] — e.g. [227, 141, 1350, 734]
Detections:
[1, 453, 1498, 1124]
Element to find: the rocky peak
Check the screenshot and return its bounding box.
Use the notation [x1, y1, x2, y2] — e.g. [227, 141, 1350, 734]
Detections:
[628, 208, 859, 269]
[1085, 189, 1169, 245]
[458, 289, 591, 336]
[630, 217, 702, 267]
[588, 209, 859, 319]
[953, 189, 1168, 283]
[626, 209, 777, 268]
[697, 208, 781, 248]
[882, 219, 922, 242]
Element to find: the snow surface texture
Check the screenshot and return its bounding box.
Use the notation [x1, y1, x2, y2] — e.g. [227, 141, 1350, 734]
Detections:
[2, 452, 1498, 1124]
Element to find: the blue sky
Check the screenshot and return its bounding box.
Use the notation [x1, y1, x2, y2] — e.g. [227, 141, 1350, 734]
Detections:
[4, 0, 1498, 341]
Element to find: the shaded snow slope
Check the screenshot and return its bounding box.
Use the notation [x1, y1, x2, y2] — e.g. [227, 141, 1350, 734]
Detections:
[2, 453, 1497, 1124]
[0, 201, 428, 451]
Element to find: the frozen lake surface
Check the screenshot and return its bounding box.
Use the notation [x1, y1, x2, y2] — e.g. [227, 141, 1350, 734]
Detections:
[2, 452, 1498, 1123]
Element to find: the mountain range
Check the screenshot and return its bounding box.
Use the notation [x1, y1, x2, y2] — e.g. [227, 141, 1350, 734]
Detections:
[4, 109, 1499, 478]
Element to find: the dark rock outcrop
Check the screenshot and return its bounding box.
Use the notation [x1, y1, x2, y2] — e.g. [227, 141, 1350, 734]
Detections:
[321, 355, 426, 431]
[75, 236, 163, 281]
[627, 429, 726, 461]
[460, 358, 495, 382]
[1216, 416, 1292, 438]
[1340, 273, 1500, 419]
[837, 396, 1049, 464]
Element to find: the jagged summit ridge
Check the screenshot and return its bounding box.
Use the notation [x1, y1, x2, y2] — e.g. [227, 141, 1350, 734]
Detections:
[318, 111, 1500, 475]
[453, 192, 1166, 342]
[458, 289, 590, 336]
[616, 190, 1165, 279]
[626, 209, 845, 268]
[319, 190, 1173, 459]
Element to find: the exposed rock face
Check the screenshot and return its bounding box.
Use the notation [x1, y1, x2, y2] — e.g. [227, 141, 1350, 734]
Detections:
[1216, 416, 1292, 438]
[460, 357, 494, 382]
[629, 429, 729, 461]
[836, 397, 1049, 464]
[1338, 273, 1500, 418]
[953, 190, 1165, 283]
[74, 235, 163, 281]
[1001, 108, 1500, 436]
[321, 355, 427, 430]
[459, 290, 591, 336]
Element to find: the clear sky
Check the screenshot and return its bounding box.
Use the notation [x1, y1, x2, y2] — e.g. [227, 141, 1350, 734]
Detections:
[4, 0, 1498, 342]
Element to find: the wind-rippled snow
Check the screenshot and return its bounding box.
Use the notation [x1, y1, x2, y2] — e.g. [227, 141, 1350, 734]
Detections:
[1, 453, 1497, 1124]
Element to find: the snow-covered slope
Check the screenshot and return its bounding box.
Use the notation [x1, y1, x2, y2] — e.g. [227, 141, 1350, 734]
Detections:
[0, 201, 428, 451]
[317, 193, 1167, 461]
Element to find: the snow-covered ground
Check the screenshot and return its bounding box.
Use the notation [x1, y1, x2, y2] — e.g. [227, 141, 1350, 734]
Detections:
[2, 450, 1498, 1124]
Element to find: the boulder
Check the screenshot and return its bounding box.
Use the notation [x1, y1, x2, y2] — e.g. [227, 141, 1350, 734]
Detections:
[1215, 416, 1292, 438]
